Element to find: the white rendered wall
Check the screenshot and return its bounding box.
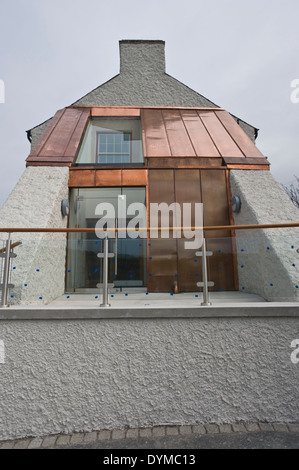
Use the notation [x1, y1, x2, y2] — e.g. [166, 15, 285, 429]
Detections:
[0, 166, 69, 304]
[0, 316, 298, 441]
[230, 170, 299, 301]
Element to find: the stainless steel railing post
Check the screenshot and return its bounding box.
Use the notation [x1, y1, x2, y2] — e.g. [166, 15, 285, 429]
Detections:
[100, 236, 110, 308]
[196, 237, 214, 306]
[201, 238, 211, 306]
[1, 234, 12, 308]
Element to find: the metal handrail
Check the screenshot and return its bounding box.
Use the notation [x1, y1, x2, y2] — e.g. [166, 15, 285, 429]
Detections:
[0, 222, 298, 233]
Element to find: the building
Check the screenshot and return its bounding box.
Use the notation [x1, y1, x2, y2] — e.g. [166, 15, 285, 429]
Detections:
[0, 40, 298, 303]
[0, 39, 298, 443]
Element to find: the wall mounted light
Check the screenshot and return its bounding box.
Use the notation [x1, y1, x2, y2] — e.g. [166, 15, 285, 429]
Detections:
[231, 195, 241, 213]
[61, 199, 70, 217]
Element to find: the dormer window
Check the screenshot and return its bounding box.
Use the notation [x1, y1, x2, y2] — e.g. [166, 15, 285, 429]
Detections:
[75, 117, 144, 166]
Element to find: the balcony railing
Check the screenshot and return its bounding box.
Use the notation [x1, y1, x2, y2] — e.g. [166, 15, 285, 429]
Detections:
[0, 223, 299, 308]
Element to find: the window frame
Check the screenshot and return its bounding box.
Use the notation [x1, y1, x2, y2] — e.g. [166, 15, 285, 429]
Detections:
[96, 130, 133, 166]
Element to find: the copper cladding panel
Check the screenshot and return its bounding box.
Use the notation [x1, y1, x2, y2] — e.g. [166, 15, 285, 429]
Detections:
[200, 169, 230, 237]
[141, 109, 171, 157]
[200, 169, 235, 291]
[148, 170, 178, 289]
[146, 157, 223, 168]
[180, 110, 220, 157]
[64, 109, 90, 158]
[175, 170, 202, 292]
[95, 170, 122, 186]
[198, 111, 244, 158]
[215, 111, 264, 158]
[27, 109, 65, 158]
[27, 107, 90, 166]
[206, 238, 235, 291]
[91, 107, 141, 117]
[39, 108, 83, 157]
[122, 169, 148, 186]
[162, 110, 196, 157]
[69, 169, 95, 187]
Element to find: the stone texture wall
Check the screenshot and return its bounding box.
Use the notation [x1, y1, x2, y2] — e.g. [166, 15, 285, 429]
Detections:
[0, 316, 298, 440]
[0, 167, 69, 304]
[230, 170, 299, 301]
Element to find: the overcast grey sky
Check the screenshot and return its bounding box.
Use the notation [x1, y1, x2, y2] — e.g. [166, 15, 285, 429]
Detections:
[0, 0, 298, 208]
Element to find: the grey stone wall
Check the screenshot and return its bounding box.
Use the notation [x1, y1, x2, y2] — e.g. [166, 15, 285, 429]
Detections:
[0, 167, 69, 304]
[0, 316, 298, 440]
[230, 170, 299, 301]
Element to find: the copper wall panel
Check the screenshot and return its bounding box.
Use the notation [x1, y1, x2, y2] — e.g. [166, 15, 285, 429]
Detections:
[174, 169, 201, 225]
[148, 170, 178, 291]
[162, 110, 196, 157]
[122, 169, 148, 186]
[181, 110, 220, 157]
[200, 169, 230, 238]
[215, 111, 264, 158]
[175, 170, 202, 292]
[141, 109, 171, 157]
[198, 112, 244, 158]
[200, 169, 235, 291]
[69, 169, 95, 187]
[95, 170, 122, 186]
[91, 107, 141, 117]
[206, 238, 235, 291]
[176, 238, 202, 292]
[146, 157, 223, 168]
[148, 275, 177, 293]
[148, 239, 178, 276]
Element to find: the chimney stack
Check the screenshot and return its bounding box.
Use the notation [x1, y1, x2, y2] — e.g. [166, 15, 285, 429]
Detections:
[119, 40, 166, 75]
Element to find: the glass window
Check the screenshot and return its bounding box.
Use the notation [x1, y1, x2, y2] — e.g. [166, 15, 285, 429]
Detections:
[75, 118, 144, 165]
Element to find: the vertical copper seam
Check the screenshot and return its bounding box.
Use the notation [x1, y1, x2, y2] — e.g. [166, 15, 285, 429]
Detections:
[160, 110, 173, 157]
[63, 110, 87, 158]
[214, 111, 246, 158]
[35, 108, 67, 157]
[196, 110, 222, 158]
[140, 109, 148, 159]
[178, 110, 198, 157]
[225, 169, 239, 291]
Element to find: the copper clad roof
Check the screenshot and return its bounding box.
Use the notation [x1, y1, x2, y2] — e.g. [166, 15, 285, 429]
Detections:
[141, 108, 264, 160]
[26, 106, 267, 168]
[26, 107, 90, 166]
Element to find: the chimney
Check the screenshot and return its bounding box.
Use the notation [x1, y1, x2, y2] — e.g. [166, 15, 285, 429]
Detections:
[119, 40, 166, 75]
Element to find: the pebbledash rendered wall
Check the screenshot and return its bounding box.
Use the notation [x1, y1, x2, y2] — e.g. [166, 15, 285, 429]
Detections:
[230, 171, 299, 301]
[0, 166, 69, 305]
[0, 315, 298, 441]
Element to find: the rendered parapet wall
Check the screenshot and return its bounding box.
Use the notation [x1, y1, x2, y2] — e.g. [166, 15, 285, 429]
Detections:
[0, 167, 69, 304]
[0, 316, 298, 440]
[230, 170, 299, 301]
